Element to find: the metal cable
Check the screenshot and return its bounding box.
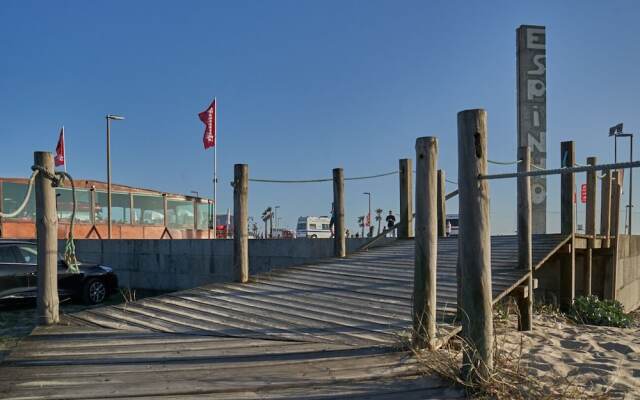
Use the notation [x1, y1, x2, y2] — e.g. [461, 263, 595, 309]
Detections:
[249, 170, 398, 184]
[0, 170, 39, 218]
[445, 179, 458, 185]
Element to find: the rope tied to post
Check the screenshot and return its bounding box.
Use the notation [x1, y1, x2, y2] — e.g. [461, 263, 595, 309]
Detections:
[487, 159, 523, 166]
[55, 171, 80, 274]
[0, 169, 39, 218]
[1, 166, 80, 273]
[249, 170, 398, 184]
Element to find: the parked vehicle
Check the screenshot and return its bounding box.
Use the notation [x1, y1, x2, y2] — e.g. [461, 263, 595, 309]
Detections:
[446, 214, 459, 236]
[0, 240, 118, 305]
[296, 216, 331, 238]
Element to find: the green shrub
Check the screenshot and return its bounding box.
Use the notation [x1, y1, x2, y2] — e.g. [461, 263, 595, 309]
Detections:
[570, 295, 631, 328]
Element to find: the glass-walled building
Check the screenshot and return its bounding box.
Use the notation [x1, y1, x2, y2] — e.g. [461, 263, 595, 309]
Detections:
[0, 177, 221, 239]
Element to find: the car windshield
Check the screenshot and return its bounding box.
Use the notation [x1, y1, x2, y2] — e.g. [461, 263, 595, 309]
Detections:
[16, 244, 65, 264]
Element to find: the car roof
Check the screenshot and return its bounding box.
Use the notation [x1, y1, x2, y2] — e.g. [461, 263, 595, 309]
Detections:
[0, 240, 36, 246]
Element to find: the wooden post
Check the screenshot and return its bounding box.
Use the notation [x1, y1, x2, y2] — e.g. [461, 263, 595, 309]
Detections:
[584, 156, 597, 295]
[437, 169, 446, 237]
[34, 151, 59, 325]
[517, 146, 533, 330]
[457, 109, 493, 380]
[560, 141, 576, 309]
[600, 171, 612, 247]
[413, 137, 438, 349]
[333, 168, 346, 257]
[233, 164, 249, 283]
[611, 170, 624, 237]
[605, 170, 623, 300]
[398, 159, 413, 239]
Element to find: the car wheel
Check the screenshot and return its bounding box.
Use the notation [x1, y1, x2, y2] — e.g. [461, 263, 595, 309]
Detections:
[83, 279, 107, 305]
[310, 234, 317, 239]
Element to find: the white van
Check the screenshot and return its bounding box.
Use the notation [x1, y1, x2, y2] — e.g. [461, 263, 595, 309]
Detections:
[446, 214, 459, 236]
[296, 216, 331, 238]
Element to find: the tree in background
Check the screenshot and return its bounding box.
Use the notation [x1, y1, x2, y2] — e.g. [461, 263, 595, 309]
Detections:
[357, 216, 365, 238]
[375, 208, 383, 235]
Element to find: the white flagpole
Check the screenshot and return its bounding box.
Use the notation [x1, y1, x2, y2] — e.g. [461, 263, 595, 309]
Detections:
[213, 98, 217, 239]
[62, 125, 67, 173]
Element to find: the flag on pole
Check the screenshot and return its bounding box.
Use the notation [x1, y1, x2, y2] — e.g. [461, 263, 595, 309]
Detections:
[54, 127, 65, 167]
[199, 99, 216, 149]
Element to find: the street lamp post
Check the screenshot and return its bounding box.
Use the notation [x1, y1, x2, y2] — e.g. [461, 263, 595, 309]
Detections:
[609, 123, 634, 234]
[363, 192, 371, 237]
[274, 206, 280, 236]
[106, 114, 125, 239]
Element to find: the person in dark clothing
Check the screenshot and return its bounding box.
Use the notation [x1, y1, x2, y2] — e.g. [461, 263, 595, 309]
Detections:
[386, 211, 396, 237]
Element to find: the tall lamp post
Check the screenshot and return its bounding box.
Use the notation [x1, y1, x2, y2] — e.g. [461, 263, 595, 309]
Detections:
[609, 123, 634, 234]
[274, 205, 280, 235]
[363, 192, 371, 237]
[106, 114, 125, 239]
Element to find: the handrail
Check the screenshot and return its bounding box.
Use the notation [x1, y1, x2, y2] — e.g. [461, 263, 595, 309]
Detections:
[356, 222, 401, 252]
[445, 189, 459, 200]
[355, 189, 458, 253]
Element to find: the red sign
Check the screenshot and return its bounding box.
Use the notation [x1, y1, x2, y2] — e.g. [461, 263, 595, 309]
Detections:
[54, 127, 65, 166]
[199, 99, 216, 149]
[581, 184, 587, 204]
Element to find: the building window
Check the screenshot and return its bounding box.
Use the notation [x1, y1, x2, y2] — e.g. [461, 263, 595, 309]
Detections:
[167, 199, 195, 229]
[56, 188, 91, 223]
[1, 182, 36, 220]
[95, 191, 132, 224]
[132, 195, 164, 225]
[196, 202, 211, 230]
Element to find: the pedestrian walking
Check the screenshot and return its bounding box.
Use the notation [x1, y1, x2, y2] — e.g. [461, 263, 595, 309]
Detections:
[386, 210, 396, 237]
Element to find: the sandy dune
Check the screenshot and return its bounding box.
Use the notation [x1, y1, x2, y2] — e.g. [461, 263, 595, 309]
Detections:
[501, 314, 640, 398]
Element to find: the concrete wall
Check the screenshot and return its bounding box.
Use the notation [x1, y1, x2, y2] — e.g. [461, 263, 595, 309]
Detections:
[534, 236, 640, 312]
[63, 238, 370, 291]
[614, 235, 640, 311]
[534, 250, 613, 305]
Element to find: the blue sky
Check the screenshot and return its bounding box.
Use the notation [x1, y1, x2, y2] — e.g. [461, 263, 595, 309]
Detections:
[1, 1, 639, 234]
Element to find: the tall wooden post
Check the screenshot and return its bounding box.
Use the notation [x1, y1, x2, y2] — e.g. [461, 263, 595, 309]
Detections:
[398, 159, 413, 239]
[457, 109, 493, 380]
[560, 141, 576, 308]
[34, 151, 59, 325]
[604, 170, 623, 299]
[584, 156, 597, 295]
[611, 170, 624, 237]
[600, 171, 612, 247]
[437, 170, 447, 237]
[333, 168, 346, 257]
[413, 137, 438, 349]
[233, 164, 249, 283]
[517, 146, 532, 330]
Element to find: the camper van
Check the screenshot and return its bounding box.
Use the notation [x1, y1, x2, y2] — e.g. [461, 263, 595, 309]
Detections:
[296, 216, 331, 238]
[446, 214, 459, 236]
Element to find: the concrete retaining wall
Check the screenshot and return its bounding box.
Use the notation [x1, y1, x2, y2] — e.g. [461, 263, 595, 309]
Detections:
[535, 236, 639, 312]
[63, 238, 370, 291]
[614, 235, 640, 311]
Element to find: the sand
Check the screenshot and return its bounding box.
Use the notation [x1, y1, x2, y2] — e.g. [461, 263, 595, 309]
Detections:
[500, 313, 640, 398]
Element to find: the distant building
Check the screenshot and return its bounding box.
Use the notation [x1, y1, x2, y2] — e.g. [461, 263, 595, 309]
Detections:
[0, 177, 220, 239]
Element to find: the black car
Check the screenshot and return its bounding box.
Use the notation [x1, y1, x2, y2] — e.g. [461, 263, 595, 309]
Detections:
[0, 240, 118, 305]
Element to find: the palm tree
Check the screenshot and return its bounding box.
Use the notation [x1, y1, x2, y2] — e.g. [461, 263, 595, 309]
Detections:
[357, 216, 365, 238]
[375, 208, 383, 235]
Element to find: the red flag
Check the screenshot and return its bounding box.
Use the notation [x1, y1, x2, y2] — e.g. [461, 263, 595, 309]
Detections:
[54, 127, 65, 167]
[199, 99, 216, 149]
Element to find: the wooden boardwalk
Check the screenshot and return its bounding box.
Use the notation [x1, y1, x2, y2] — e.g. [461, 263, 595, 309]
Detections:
[0, 234, 568, 399]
